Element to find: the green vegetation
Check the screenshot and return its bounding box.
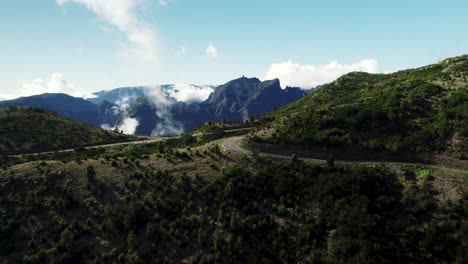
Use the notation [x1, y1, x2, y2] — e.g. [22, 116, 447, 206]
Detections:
[194, 120, 253, 133]
[257, 55, 468, 158]
[0, 106, 134, 155]
[0, 56, 467, 263]
[0, 154, 466, 263]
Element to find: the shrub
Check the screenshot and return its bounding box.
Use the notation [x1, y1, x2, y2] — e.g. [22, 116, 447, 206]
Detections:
[85, 165, 96, 180]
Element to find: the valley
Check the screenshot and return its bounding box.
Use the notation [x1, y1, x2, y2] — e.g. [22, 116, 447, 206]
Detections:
[0, 56, 466, 263]
[0, 129, 466, 263]
[2, 1, 468, 263]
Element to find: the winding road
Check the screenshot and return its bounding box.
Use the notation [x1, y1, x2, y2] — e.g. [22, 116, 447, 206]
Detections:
[222, 136, 327, 162]
[12, 134, 467, 174]
[222, 136, 468, 174]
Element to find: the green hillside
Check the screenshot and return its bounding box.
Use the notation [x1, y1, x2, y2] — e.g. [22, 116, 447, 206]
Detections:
[0, 106, 133, 154]
[0, 150, 465, 263]
[255, 55, 468, 158]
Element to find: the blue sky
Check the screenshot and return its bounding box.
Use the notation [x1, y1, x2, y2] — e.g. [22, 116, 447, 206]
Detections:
[0, 0, 467, 99]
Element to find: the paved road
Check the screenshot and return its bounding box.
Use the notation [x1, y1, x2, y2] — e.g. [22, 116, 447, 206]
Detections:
[222, 136, 325, 162]
[222, 136, 468, 174]
[222, 136, 250, 153]
[14, 138, 162, 156]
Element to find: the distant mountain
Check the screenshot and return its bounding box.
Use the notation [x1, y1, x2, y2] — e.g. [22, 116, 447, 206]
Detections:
[0, 79, 309, 136]
[302, 84, 326, 94]
[201, 77, 306, 121]
[0, 93, 100, 125]
[254, 55, 468, 159]
[0, 106, 133, 154]
[0, 93, 97, 114]
[126, 77, 307, 135]
[0, 93, 122, 127]
[88, 86, 147, 105]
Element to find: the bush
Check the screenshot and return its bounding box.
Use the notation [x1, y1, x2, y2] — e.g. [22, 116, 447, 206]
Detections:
[85, 165, 96, 180]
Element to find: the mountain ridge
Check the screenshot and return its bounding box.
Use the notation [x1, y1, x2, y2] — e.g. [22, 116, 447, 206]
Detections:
[0, 78, 317, 135]
[0, 106, 133, 154]
[252, 55, 468, 159]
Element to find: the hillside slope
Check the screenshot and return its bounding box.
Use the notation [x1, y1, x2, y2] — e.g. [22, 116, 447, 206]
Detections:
[0, 106, 133, 154]
[254, 55, 468, 158]
[0, 151, 465, 263]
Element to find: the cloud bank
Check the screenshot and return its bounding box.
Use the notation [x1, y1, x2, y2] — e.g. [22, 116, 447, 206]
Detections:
[145, 86, 184, 136]
[100, 84, 213, 136]
[166, 84, 214, 103]
[263, 59, 380, 89]
[101, 95, 140, 134]
[117, 117, 139, 134]
[18, 73, 95, 98]
[57, 0, 159, 63]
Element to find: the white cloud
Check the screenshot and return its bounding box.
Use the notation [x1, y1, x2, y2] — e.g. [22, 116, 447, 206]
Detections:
[167, 84, 214, 103]
[57, 0, 159, 64]
[114, 95, 136, 112]
[175, 46, 186, 56]
[205, 43, 218, 58]
[263, 59, 380, 89]
[118, 117, 139, 134]
[0, 92, 13, 100]
[100, 95, 140, 134]
[18, 73, 95, 98]
[102, 117, 139, 135]
[144, 86, 185, 136]
[158, 0, 172, 6]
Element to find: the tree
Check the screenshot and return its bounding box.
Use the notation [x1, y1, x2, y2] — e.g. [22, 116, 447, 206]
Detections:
[127, 231, 137, 249]
[146, 223, 155, 238]
[158, 142, 165, 153]
[85, 165, 96, 180]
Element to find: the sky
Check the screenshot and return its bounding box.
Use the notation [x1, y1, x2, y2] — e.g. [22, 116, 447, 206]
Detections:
[0, 0, 467, 99]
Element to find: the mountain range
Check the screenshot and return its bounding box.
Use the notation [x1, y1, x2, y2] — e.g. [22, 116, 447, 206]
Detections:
[0, 78, 309, 135]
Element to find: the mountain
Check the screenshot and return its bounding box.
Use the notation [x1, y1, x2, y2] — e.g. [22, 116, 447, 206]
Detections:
[0, 93, 97, 114]
[0, 106, 133, 154]
[0, 79, 308, 136]
[87, 86, 147, 105]
[253, 55, 468, 159]
[0, 81, 465, 263]
[126, 77, 307, 135]
[0, 93, 121, 127]
[202, 77, 306, 121]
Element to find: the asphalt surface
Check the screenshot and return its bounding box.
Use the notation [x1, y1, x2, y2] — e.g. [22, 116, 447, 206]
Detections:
[15, 138, 162, 156]
[222, 136, 250, 153]
[12, 134, 467, 174]
[222, 136, 468, 174]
